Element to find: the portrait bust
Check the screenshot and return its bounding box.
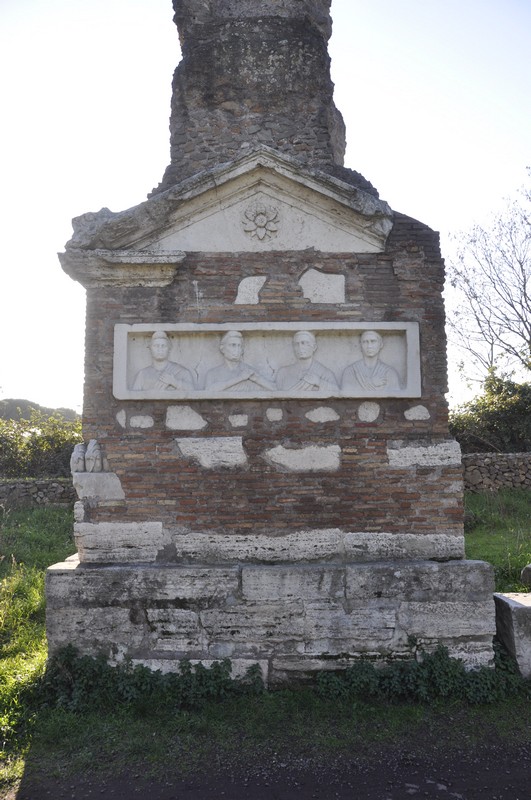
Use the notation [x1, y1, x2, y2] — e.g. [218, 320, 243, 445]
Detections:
[341, 330, 401, 392]
[275, 331, 338, 392]
[203, 330, 275, 392]
[132, 331, 195, 391]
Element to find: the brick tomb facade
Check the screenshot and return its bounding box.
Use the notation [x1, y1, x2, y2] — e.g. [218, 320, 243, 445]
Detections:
[46, 1, 495, 682]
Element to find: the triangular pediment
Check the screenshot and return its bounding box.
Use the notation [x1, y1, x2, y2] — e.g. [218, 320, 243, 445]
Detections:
[143, 173, 390, 254]
[61, 149, 393, 285]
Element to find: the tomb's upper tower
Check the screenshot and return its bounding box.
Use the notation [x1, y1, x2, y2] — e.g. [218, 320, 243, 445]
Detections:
[152, 0, 347, 194]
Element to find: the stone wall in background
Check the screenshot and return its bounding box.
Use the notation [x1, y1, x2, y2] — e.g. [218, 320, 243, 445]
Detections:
[0, 479, 76, 510]
[463, 453, 531, 492]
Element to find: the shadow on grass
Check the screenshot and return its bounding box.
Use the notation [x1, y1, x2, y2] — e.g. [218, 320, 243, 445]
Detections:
[8, 690, 531, 799]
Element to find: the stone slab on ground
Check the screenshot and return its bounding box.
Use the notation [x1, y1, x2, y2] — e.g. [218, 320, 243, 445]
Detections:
[494, 592, 531, 678]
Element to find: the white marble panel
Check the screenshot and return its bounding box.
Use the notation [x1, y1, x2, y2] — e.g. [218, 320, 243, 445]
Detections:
[130, 415, 154, 428]
[166, 406, 208, 430]
[228, 414, 249, 427]
[234, 276, 267, 304]
[305, 407, 340, 423]
[358, 401, 380, 422]
[404, 405, 431, 421]
[387, 440, 462, 467]
[263, 444, 341, 472]
[175, 436, 248, 468]
[298, 268, 345, 304]
[113, 321, 421, 400]
[72, 473, 125, 502]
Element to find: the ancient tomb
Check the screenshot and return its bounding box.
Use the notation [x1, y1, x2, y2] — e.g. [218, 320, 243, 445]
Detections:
[46, 0, 495, 682]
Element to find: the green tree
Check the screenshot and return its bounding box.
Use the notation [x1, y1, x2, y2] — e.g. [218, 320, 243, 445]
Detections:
[449, 373, 531, 453]
[0, 411, 82, 478]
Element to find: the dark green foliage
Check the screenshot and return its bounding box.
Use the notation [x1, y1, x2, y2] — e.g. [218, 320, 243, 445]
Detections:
[0, 410, 82, 477]
[41, 643, 527, 717]
[41, 647, 264, 714]
[316, 643, 528, 706]
[449, 373, 531, 453]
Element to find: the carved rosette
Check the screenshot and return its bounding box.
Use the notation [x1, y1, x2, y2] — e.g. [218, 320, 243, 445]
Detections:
[242, 203, 279, 241]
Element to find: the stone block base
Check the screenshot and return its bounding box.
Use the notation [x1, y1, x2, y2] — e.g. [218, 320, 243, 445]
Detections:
[494, 593, 531, 678]
[46, 559, 496, 684]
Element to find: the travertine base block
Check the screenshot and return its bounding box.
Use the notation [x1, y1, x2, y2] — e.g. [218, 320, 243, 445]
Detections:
[494, 592, 531, 678]
[46, 558, 496, 683]
[73, 524, 465, 564]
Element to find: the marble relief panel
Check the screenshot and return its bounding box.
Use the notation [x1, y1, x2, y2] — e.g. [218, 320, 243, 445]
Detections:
[113, 322, 421, 400]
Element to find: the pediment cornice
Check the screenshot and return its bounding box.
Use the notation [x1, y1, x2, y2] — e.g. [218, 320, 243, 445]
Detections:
[60, 148, 394, 286]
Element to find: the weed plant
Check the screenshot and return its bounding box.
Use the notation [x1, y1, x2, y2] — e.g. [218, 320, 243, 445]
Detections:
[315, 642, 527, 705]
[41, 647, 264, 714]
[38, 637, 528, 720]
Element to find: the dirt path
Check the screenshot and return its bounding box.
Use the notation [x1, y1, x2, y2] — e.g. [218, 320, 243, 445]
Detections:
[11, 742, 531, 799]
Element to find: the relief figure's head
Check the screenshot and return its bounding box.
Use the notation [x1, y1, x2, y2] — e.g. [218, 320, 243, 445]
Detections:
[293, 330, 317, 361]
[150, 331, 171, 363]
[360, 330, 383, 359]
[220, 330, 244, 363]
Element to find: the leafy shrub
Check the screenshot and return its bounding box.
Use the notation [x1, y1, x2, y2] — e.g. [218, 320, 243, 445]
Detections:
[41, 647, 264, 713]
[40, 642, 528, 716]
[449, 373, 531, 453]
[316, 644, 528, 705]
[0, 410, 82, 477]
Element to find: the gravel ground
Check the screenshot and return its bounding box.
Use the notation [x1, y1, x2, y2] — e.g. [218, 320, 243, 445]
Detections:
[10, 741, 531, 799]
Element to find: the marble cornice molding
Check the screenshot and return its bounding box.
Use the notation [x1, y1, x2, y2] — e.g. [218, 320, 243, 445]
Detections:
[59, 249, 185, 288]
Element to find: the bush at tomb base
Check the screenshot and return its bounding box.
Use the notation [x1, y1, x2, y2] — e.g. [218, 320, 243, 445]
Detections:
[316, 643, 528, 705]
[40, 648, 265, 713]
[39, 642, 529, 713]
[0, 411, 82, 478]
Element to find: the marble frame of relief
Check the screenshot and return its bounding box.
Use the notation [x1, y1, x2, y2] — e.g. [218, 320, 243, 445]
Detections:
[113, 322, 421, 400]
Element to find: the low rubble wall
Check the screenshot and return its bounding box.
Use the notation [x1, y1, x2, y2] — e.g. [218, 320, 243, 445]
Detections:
[463, 453, 531, 492]
[0, 479, 76, 509]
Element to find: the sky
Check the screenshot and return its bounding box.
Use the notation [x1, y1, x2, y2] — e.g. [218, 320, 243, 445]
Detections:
[1, 0, 530, 412]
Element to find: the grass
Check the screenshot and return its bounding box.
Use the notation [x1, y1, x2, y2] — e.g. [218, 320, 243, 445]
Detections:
[0, 492, 530, 793]
[464, 489, 531, 591]
[0, 506, 75, 786]
[19, 694, 531, 788]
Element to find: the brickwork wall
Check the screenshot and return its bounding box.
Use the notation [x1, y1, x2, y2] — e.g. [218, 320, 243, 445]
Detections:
[79, 214, 463, 538]
[2, 453, 526, 511]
